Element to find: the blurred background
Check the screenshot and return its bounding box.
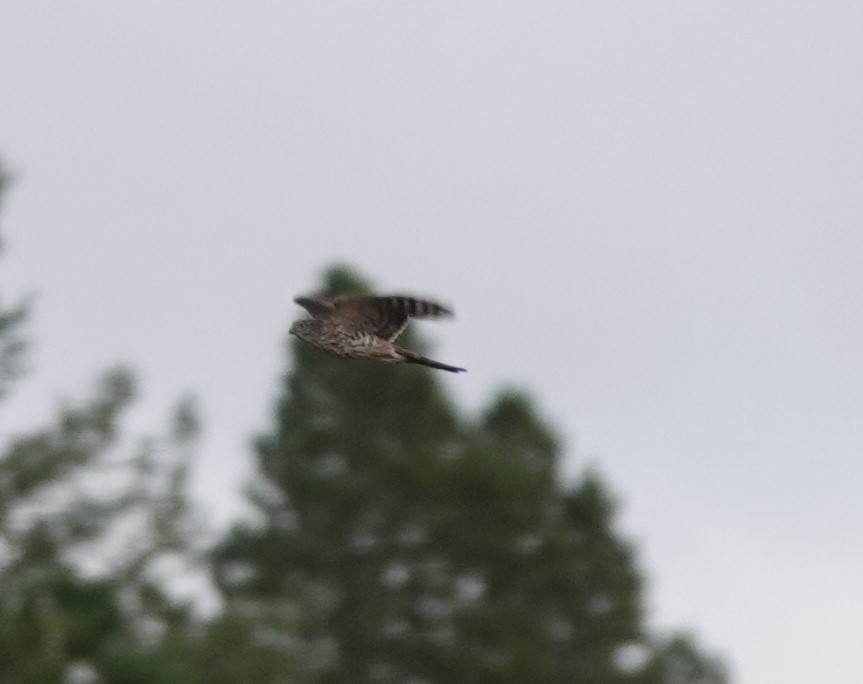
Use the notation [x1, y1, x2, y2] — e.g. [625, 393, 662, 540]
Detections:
[1, 3, 862, 682]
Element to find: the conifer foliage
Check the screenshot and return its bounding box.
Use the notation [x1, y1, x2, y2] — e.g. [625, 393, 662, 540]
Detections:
[0, 162, 204, 684]
[215, 267, 726, 683]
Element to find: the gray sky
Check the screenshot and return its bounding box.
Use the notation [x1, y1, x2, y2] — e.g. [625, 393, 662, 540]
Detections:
[2, 3, 862, 682]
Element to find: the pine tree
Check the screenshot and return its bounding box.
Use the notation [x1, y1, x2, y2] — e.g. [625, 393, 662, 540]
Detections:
[214, 266, 668, 683]
[0, 157, 204, 684]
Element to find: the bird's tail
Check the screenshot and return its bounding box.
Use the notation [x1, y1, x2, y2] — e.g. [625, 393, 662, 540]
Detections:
[398, 348, 466, 373]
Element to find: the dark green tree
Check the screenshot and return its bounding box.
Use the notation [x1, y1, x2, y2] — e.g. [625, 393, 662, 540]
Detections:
[215, 266, 715, 683]
[0, 366, 205, 683]
[0, 158, 205, 684]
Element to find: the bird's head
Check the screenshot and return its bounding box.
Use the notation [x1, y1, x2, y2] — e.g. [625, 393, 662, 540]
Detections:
[289, 318, 318, 343]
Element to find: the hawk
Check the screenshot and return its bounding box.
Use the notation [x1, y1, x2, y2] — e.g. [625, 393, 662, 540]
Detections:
[290, 293, 466, 373]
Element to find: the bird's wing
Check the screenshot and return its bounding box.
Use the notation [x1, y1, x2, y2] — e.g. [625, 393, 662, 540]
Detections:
[293, 294, 336, 318]
[333, 295, 453, 341]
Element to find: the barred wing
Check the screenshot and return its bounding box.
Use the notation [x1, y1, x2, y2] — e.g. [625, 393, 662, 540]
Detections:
[334, 295, 453, 341]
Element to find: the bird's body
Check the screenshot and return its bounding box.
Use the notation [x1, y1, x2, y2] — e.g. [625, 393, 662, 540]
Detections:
[290, 294, 466, 373]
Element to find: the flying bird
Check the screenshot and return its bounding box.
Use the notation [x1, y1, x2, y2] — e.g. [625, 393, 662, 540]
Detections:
[290, 293, 466, 373]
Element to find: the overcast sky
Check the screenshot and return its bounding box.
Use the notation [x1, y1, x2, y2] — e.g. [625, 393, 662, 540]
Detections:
[2, 3, 862, 682]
